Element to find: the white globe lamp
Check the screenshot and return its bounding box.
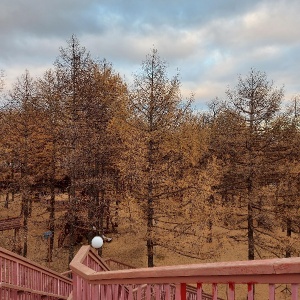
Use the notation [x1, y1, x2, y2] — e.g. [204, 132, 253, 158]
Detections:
[91, 236, 103, 249]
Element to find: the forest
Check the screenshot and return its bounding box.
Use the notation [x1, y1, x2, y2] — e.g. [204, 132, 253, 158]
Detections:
[0, 35, 300, 268]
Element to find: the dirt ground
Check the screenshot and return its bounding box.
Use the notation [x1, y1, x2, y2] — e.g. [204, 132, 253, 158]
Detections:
[0, 194, 296, 300]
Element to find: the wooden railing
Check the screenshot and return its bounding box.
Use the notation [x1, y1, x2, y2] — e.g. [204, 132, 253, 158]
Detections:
[70, 245, 300, 300]
[0, 246, 72, 299]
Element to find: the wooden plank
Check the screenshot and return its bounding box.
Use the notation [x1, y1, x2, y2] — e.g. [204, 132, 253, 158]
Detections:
[227, 282, 235, 300]
[197, 282, 202, 300]
[247, 283, 254, 300]
[292, 283, 298, 300]
[181, 283, 187, 300]
[269, 284, 275, 300]
[212, 283, 217, 300]
[165, 284, 171, 300]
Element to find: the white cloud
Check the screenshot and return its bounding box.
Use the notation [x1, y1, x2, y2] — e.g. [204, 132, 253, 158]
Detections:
[1, 0, 300, 109]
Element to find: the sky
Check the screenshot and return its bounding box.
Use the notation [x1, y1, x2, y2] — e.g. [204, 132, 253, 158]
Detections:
[1, 0, 300, 110]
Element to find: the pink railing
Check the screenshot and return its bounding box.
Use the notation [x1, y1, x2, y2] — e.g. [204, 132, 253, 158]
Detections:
[70, 245, 300, 300]
[0, 246, 72, 299]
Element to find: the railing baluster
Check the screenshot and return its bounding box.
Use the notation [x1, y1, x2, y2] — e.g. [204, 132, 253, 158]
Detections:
[100, 283, 106, 299]
[165, 283, 171, 300]
[269, 284, 275, 300]
[175, 283, 180, 300]
[119, 284, 125, 300]
[292, 283, 298, 300]
[212, 283, 218, 300]
[197, 282, 202, 300]
[146, 284, 151, 299]
[107, 284, 112, 299]
[111, 284, 118, 300]
[175, 283, 186, 300]
[128, 284, 134, 300]
[247, 283, 254, 300]
[93, 283, 98, 300]
[154, 284, 161, 300]
[228, 282, 235, 300]
[136, 284, 142, 300]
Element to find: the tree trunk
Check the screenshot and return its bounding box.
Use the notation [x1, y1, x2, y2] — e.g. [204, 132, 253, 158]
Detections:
[286, 218, 292, 258]
[247, 175, 255, 260]
[247, 201, 254, 260]
[22, 193, 29, 257]
[48, 179, 55, 262]
[147, 197, 154, 267]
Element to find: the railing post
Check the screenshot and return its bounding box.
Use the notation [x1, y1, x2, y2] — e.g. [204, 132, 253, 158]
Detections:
[197, 283, 202, 300]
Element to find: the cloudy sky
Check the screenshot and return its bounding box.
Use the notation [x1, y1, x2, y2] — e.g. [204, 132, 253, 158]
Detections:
[1, 0, 300, 110]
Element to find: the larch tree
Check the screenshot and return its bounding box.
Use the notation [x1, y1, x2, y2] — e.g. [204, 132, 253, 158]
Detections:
[36, 69, 66, 261]
[54, 35, 94, 262]
[54, 36, 129, 260]
[77, 60, 129, 254]
[273, 96, 300, 258]
[5, 70, 39, 257]
[129, 49, 194, 267]
[211, 69, 284, 260]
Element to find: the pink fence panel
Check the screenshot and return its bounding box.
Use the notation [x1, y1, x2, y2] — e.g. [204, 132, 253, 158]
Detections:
[0, 246, 72, 299]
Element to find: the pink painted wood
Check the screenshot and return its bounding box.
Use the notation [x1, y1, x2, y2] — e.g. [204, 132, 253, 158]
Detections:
[197, 282, 202, 300]
[0, 246, 72, 299]
[247, 283, 254, 300]
[292, 283, 298, 300]
[212, 283, 217, 300]
[228, 282, 235, 300]
[69, 245, 300, 300]
[269, 283, 275, 300]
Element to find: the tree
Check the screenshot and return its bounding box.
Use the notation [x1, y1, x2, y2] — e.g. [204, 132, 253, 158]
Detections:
[54, 35, 94, 262]
[273, 95, 300, 258]
[54, 36, 129, 260]
[129, 49, 194, 267]
[75, 60, 129, 254]
[36, 69, 65, 261]
[5, 70, 39, 257]
[211, 69, 284, 260]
